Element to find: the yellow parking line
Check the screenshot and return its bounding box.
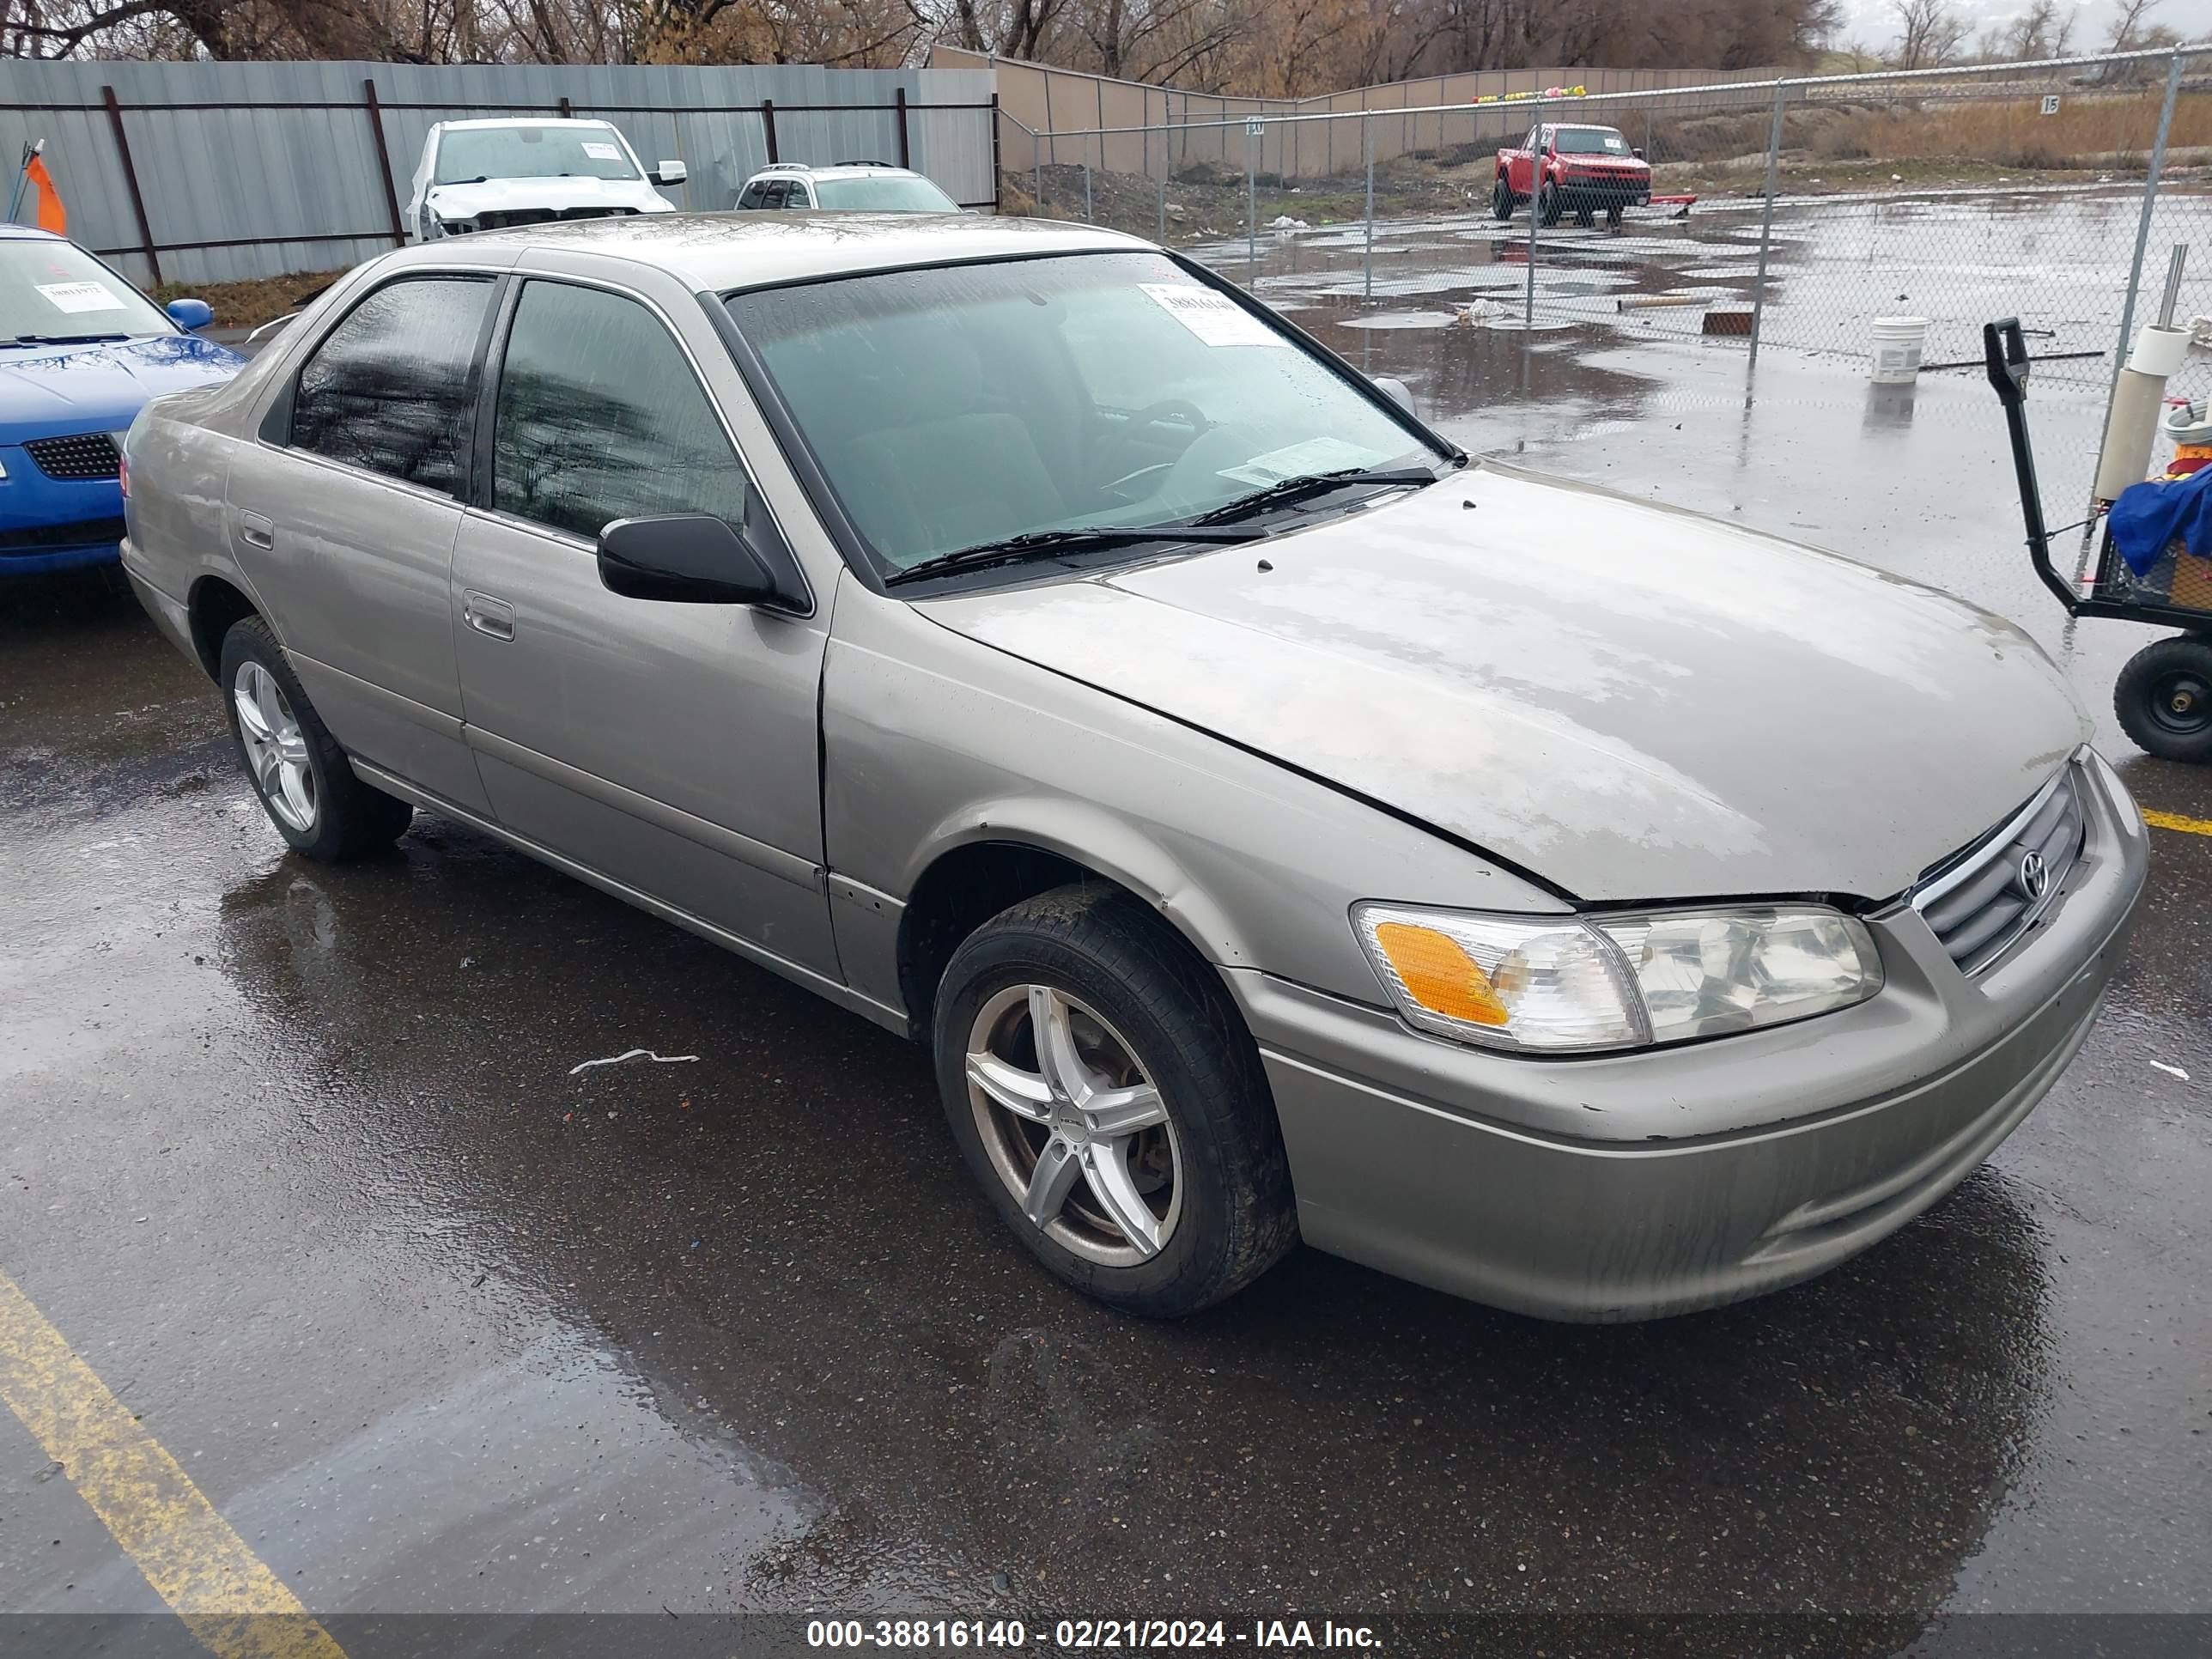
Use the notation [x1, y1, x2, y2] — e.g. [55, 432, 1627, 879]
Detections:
[2144, 808, 2212, 837]
[0, 1267, 346, 1659]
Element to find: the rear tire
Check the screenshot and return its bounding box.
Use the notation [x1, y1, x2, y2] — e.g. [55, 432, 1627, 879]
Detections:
[219, 616, 414, 860]
[933, 884, 1297, 1318]
[1492, 177, 1514, 221]
[2116, 635, 2212, 763]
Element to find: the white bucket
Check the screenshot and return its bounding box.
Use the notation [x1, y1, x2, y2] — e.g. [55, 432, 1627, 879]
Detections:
[1870, 316, 1929, 384]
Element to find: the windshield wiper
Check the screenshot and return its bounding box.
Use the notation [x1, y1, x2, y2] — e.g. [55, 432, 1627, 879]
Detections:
[8, 332, 130, 347]
[1189, 465, 1441, 526]
[884, 523, 1267, 587]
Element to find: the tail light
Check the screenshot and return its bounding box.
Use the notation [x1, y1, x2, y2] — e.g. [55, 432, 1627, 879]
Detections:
[117, 450, 128, 499]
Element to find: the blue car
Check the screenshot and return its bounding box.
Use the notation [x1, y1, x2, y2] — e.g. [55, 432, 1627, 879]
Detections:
[0, 225, 241, 574]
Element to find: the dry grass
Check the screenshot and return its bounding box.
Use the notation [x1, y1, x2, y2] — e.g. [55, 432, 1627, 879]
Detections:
[149, 269, 341, 330]
[1808, 93, 2212, 168]
[1650, 92, 2212, 173]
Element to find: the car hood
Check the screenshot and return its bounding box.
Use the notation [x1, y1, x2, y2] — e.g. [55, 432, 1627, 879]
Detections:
[919, 463, 2088, 903]
[0, 333, 241, 434]
[424, 176, 671, 219]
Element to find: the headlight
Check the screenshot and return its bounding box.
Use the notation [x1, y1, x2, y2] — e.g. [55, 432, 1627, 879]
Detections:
[1353, 902, 1881, 1054]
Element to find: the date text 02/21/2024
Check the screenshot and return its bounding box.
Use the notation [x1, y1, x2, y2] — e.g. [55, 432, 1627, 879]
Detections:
[804, 1619, 1383, 1649]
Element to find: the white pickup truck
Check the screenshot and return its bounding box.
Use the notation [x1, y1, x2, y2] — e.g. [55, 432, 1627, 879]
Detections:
[405, 117, 688, 241]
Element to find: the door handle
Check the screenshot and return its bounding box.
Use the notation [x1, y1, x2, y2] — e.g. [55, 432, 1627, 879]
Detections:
[463, 589, 515, 641]
[238, 511, 274, 550]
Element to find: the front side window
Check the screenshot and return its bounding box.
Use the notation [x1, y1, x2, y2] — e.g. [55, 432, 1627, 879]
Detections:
[434, 124, 640, 185]
[289, 276, 492, 493]
[812, 175, 957, 211]
[0, 237, 173, 342]
[491, 280, 749, 541]
[726, 251, 1439, 575]
[738, 181, 768, 209]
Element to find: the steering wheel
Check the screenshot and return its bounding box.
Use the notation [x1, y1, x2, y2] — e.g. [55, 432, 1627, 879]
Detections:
[1121, 398, 1210, 443]
[1097, 399, 1212, 505]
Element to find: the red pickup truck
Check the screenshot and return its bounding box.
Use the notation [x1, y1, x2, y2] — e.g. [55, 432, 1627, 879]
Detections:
[1493, 123, 1652, 228]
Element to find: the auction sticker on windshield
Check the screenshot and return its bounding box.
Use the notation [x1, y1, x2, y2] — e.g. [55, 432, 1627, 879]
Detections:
[1141, 283, 1279, 347]
[1220, 436, 1395, 488]
[37, 281, 120, 314]
[581, 142, 622, 160]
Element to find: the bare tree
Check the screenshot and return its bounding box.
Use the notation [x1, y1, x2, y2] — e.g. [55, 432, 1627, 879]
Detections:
[2106, 0, 2166, 52]
[1889, 0, 1967, 69]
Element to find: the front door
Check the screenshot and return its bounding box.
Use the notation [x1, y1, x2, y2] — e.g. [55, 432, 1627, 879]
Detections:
[226, 272, 498, 814]
[450, 273, 836, 977]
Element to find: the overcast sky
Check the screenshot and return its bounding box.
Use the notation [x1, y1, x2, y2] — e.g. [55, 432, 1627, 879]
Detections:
[1833, 0, 2211, 53]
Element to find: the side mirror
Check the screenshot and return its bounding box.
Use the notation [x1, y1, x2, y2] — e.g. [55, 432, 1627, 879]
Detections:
[651, 160, 688, 186]
[166, 297, 213, 331]
[1372, 375, 1416, 417]
[599, 514, 792, 607]
[1632, 146, 1645, 160]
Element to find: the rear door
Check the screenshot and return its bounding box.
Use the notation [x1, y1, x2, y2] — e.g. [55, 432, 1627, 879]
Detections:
[449, 268, 836, 975]
[226, 270, 500, 814]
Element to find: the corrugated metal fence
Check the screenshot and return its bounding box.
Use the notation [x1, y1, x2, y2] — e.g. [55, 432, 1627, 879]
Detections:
[0, 60, 1000, 287]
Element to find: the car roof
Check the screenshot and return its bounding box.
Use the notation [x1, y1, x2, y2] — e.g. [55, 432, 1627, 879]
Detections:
[432, 212, 1145, 289]
[432, 116, 623, 133]
[750, 163, 927, 182]
[0, 224, 63, 242]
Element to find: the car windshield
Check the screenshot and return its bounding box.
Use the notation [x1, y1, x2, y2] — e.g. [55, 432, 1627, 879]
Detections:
[0, 238, 172, 340]
[726, 251, 1441, 575]
[434, 124, 639, 185]
[1554, 128, 1630, 155]
[811, 175, 958, 211]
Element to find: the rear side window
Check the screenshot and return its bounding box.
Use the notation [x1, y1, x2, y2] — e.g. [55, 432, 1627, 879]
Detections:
[289, 276, 492, 495]
[490, 279, 749, 540]
[738, 181, 767, 209]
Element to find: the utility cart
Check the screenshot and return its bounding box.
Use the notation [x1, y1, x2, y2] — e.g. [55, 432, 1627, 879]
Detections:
[1987, 315, 2212, 763]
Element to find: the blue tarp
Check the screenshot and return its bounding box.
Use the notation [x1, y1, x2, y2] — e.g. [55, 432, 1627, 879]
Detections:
[2109, 465, 2212, 576]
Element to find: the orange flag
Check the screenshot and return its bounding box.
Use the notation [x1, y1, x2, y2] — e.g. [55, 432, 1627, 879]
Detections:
[24, 152, 64, 234]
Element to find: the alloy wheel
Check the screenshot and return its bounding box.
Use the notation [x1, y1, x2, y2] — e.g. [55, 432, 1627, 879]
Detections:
[964, 983, 1182, 1267]
[233, 659, 317, 832]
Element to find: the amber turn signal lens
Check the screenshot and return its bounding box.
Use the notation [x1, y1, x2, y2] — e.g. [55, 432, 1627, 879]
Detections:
[1370, 921, 1511, 1027]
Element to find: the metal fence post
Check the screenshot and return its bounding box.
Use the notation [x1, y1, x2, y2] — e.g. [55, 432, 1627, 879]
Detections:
[1522, 112, 1540, 331]
[894, 86, 910, 170]
[362, 77, 405, 246]
[762, 99, 778, 165]
[1363, 113, 1375, 301]
[1035, 153, 1043, 214]
[2104, 51, 2187, 450]
[1083, 161, 1092, 222]
[1747, 83, 1789, 373]
[1246, 125, 1256, 276]
[990, 94, 1003, 213]
[1158, 150, 1167, 242]
[100, 86, 160, 287]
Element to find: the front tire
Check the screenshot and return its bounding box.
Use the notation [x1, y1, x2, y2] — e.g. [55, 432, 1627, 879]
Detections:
[2116, 635, 2212, 763]
[1538, 182, 1564, 227]
[933, 884, 1297, 1318]
[1492, 177, 1514, 221]
[219, 616, 414, 860]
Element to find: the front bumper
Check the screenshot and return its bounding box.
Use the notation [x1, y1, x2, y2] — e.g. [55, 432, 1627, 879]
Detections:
[0, 446, 125, 574]
[1553, 177, 1650, 210]
[1230, 749, 2147, 1322]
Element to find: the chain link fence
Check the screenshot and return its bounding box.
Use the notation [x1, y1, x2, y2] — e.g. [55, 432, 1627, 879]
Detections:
[1003, 46, 2212, 526]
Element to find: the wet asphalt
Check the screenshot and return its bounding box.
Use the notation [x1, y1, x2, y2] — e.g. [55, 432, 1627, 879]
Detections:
[3, 212, 2209, 1656]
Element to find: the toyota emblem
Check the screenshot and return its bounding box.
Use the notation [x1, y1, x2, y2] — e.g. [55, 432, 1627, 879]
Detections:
[2017, 848, 2050, 900]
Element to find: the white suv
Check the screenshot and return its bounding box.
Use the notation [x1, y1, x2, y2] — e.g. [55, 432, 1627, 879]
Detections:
[407, 118, 689, 240]
[733, 162, 959, 212]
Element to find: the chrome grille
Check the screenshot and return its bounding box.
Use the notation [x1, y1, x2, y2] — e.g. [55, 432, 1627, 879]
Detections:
[1911, 767, 2085, 974]
[24, 431, 120, 481]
